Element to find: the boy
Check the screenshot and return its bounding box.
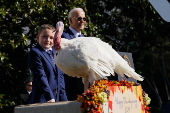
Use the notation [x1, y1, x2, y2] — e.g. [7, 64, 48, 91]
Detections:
[28, 24, 67, 103]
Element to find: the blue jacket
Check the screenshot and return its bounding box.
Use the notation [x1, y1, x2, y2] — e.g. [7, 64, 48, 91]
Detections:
[28, 44, 67, 104]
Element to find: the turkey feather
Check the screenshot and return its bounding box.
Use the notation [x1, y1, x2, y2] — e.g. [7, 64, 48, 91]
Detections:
[54, 37, 144, 83]
[54, 21, 144, 90]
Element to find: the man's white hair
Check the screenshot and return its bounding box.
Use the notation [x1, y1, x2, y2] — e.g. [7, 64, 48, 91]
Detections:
[68, 8, 85, 23]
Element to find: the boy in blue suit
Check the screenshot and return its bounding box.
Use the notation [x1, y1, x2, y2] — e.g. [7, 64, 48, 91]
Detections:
[28, 24, 67, 104]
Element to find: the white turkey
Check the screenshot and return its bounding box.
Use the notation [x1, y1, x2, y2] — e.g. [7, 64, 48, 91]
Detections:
[53, 21, 144, 90]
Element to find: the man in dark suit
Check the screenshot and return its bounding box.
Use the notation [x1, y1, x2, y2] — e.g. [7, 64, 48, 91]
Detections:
[62, 8, 87, 101]
[18, 80, 32, 105]
[28, 24, 67, 104]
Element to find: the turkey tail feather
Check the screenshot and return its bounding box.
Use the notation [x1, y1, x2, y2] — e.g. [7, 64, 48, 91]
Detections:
[89, 59, 114, 82]
[115, 63, 144, 81]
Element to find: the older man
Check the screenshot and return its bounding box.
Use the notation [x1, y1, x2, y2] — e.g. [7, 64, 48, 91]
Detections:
[62, 8, 87, 101]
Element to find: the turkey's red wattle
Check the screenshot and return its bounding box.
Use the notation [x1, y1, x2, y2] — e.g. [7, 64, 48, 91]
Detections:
[54, 27, 63, 50]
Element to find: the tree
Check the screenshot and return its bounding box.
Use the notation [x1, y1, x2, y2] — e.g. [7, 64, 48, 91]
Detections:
[0, 0, 170, 112]
[86, 0, 170, 112]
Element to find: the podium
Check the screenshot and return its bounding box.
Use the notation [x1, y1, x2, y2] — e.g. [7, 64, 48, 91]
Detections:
[14, 52, 147, 113]
[117, 52, 137, 83]
[14, 101, 82, 113]
[15, 85, 150, 113]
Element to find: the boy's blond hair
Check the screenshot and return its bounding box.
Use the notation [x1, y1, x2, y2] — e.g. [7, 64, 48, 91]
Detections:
[37, 24, 55, 35]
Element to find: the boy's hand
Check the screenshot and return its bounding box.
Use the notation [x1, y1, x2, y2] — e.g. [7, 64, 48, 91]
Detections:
[47, 99, 55, 102]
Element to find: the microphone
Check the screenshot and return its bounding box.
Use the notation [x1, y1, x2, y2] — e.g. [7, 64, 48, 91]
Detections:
[105, 35, 124, 46]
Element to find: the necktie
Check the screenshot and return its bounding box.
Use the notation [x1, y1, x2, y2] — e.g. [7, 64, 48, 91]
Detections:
[47, 50, 55, 64]
[78, 34, 81, 37]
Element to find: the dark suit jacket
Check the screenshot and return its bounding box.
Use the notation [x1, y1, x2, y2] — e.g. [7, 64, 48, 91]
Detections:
[18, 91, 30, 105]
[62, 28, 84, 101]
[28, 44, 67, 104]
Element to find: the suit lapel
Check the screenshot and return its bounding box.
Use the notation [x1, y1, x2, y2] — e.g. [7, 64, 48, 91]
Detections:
[62, 28, 85, 40]
[70, 34, 75, 39]
[39, 46, 57, 73]
[65, 28, 76, 39]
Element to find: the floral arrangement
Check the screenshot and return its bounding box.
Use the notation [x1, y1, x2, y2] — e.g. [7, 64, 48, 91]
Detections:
[77, 79, 151, 113]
